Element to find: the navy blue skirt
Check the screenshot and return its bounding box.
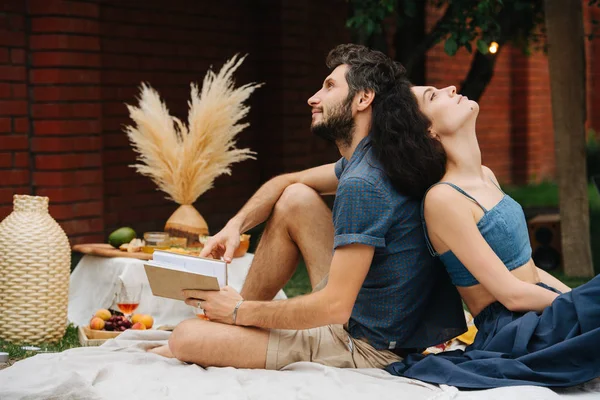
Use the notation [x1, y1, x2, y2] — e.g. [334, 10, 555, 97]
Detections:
[385, 274, 600, 389]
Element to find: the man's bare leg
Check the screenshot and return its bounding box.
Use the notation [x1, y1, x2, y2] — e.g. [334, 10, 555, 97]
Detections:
[241, 183, 334, 300]
[156, 319, 270, 368]
[150, 184, 334, 365]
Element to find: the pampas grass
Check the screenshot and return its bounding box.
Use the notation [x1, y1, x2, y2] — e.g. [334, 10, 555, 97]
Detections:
[124, 54, 262, 205]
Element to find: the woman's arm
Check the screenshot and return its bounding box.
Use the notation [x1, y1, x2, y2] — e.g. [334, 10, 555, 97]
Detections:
[481, 166, 572, 295]
[424, 185, 559, 313]
[536, 267, 571, 293]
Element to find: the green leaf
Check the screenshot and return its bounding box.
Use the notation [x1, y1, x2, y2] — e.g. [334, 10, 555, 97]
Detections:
[465, 42, 473, 53]
[404, 0, 417, 18]
[477, 39, 489, 54]
[444, 37, 458, 56]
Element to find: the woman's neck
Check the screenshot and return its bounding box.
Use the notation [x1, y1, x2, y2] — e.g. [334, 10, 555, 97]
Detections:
[443, 129, 485, 180]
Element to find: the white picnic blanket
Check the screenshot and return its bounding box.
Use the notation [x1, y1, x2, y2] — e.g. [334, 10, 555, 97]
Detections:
[1, 330, 598, 400]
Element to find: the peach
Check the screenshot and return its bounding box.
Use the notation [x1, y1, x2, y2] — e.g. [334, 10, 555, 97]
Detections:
[132, 313, 153, 329]
[139, 314, 153, 329]
[94, 309, 111, 321]
[131, 314, 143, 324]
[131, 322, 146, 330]
[90, 317, 105, 330]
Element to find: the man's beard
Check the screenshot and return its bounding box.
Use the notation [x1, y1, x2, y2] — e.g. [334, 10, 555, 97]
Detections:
[311, 96, 355, 147]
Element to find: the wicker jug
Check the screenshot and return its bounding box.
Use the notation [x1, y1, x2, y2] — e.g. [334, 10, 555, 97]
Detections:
[0, 195, 71, 344]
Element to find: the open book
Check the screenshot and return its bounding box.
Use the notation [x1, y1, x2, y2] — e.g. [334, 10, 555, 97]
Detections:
[143, 250, 228, 301]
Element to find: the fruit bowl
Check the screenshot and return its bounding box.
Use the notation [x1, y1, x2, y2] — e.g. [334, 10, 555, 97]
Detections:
[83, 325, 121, 340]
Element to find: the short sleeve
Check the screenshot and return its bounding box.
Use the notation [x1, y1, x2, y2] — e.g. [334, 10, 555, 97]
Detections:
[333, 177, 393, 249]
[334, 157, 347, 179]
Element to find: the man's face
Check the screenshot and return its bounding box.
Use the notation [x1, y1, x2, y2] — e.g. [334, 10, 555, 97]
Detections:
[308, 65, 356, 146]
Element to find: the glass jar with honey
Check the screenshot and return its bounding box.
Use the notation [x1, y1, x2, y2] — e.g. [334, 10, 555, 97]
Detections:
[142, 232, 170, 254]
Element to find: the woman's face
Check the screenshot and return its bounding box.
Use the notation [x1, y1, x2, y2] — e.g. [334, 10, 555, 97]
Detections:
[411, 86, 479, 137]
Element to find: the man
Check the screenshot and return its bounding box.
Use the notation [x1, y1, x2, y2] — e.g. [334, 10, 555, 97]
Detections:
[150, 44, 465, 370]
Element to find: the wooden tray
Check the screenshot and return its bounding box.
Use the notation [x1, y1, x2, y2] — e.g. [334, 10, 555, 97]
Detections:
[78, 325, 121, 347]
[72, 243, 152, 260]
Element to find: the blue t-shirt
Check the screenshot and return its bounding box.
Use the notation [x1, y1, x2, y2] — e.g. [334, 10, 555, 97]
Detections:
[333, 136, 465, 350]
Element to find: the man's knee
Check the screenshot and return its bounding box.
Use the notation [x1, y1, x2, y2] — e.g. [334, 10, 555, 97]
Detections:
[275, 183, 321, 215]
[168, 318, 207, 362]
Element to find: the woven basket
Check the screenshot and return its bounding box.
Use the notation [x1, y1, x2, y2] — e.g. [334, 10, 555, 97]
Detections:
[0, 195, 71, 344]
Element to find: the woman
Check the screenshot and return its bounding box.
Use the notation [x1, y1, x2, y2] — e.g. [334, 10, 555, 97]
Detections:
[385, 85, 600, 389]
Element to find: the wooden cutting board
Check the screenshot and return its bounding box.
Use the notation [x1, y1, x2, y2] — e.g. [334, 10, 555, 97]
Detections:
[72, 243, 152, 260]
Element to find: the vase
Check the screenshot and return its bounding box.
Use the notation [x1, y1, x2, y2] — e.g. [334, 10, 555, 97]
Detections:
[164, 204, 209, 246]
[0, 195, 71, 344]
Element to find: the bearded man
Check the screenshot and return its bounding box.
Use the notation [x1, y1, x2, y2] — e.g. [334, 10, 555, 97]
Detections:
[150, 44, 466, 370]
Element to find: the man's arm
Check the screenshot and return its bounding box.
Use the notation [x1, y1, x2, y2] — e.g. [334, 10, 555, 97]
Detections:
[230, 163, 339, 233]
[190, 243, 373, 329]
[200, 163, 339, 261]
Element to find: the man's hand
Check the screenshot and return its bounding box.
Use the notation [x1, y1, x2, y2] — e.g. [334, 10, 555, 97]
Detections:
[199, 224, 241, 263]
[183, 287, 243, 325]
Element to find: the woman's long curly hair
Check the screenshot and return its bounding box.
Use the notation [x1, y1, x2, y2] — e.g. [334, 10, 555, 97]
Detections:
[326, 44, 446, 199]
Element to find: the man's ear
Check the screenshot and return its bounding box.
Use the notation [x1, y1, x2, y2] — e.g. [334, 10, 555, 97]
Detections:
[356, 88, 375, 111]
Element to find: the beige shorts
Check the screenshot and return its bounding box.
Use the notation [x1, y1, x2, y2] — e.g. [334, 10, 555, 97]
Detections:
[265, 324, 402, 370]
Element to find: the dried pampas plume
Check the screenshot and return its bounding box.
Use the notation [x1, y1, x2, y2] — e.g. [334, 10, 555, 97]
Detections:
[124, 54, 262, 206]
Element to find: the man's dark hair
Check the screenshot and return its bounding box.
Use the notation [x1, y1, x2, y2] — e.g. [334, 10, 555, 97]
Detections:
[326, 44, 446, 199]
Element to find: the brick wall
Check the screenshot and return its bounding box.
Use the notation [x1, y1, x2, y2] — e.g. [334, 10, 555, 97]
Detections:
[0, 0, 347, 244]
[424, 1, 600, 184]
[0, 2, 29, 219]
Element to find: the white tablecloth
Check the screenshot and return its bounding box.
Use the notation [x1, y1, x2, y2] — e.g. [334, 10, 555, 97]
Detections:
[68, 253, 287, 328]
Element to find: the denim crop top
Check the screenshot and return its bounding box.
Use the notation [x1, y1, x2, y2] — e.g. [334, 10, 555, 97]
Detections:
[422, 180, 532, 287]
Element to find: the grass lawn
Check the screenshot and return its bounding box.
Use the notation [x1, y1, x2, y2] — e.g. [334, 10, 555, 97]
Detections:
[2, 181, 597, 365]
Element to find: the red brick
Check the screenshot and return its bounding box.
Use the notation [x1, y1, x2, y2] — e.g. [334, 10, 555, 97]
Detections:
[0, 48, 9, 63]
[0, 83, 10, 99]
[0, 65, 26, 81]
[49, 200, 102, 220]
[12, 152, 29, 168]
[32, 86, 100, 101]
[31, 103, 101, 119]
[0, 100, 27, 115]
[0, 29, 25, 47]
[30, 69, 100, 84]
[9, 14, 25, 30]
[0, 134, 28, 150]
[32, 17, 98, 35]
[2, 169, 30, 185]
[0, 153, 11, 167]
[69, 234, 105, 246]
[58, 217, 103, 235]
[35, 153, 102, 170]
[35, 186, 102, 203]
[0, 1, 25, 13]
[29, 34, 100, 51]
[9, 49, 25, 64]
[33, 170, 103, 186]
[103, 148, 135, 164]
[11, 84, 26, 99]
[31, 136, 101, 152]
[28, 0, 99, 18]
[0, 205, 12, 219]
[0, 118, 10, 133]
[33, 120, 100, 135]
[13, 118, 27, 133]
[32, 51, 100, 68]
[0, 187, 30, 204]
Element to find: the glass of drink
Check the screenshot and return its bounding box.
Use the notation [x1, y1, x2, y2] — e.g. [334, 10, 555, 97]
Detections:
[116, 283, 142, 320]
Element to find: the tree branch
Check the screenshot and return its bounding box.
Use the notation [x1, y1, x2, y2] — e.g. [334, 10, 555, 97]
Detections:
[403, 3, 455, 74]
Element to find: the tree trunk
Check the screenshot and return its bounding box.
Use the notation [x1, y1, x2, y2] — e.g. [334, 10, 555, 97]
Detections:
[544, 0, 594, 277]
